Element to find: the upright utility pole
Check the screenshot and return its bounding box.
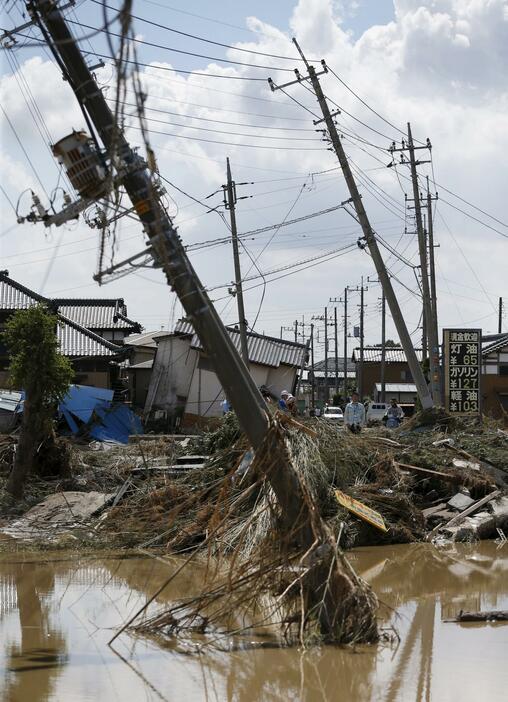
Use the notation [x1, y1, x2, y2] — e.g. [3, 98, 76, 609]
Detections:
[334, 306, 339, 395]
[224, 158, 249, 367]
[348, 279, 368, 398]
[310, 323, 315, 408]
[360, 280, 365, 399]
[270, 43, 434, 409]
[426, 176, 439, 347]
[380, 291, 386, 403]
[392, 126, 441, 404]
[324, 306, 329, 403]
[343, 288, 348, 398]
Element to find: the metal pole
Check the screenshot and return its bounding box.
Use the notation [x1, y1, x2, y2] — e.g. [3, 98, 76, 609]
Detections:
[359, 278, 365, 399]
[324, 307, 329, 403]
[381, 292, 386, 403]
[33, 0, 270, 448]
[225, 157, 249, 367]
[287, 44, 433, 409]
[334, 305, 338, 396]
[426, 177, 439, 345]
[407, 124, 440, 403]
[310, 323, 315, 408]
[343, 287, 348, 400]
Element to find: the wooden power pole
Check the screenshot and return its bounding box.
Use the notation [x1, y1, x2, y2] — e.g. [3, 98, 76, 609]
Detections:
[270, 43, 434, 410]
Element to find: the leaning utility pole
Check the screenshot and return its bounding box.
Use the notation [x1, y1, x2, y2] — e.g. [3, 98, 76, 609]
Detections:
[31, 0, 268, 450]
[391, 126, 441, 404]
[270, 42, 434, 410]
[224, 158, 249, 367]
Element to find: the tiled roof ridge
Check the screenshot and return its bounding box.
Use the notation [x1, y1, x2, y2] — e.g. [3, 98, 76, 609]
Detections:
[56, 312, 124, 354]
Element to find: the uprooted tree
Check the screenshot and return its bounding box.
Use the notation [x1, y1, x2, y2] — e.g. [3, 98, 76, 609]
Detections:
[3, 306, 74, 499]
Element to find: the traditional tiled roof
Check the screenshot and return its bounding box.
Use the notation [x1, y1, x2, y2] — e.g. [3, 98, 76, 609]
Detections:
[173, 319, 307, 369]
[53, 299, 141, 331]
[482, 333, 508, 356]
[0, 272, 124, 358]
[0, 272, 141, 333]
[352, 346, 423, 363]
[57, 314, 123, 357]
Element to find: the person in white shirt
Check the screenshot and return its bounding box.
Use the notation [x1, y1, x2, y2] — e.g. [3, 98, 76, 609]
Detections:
[344, 392, 365, 433]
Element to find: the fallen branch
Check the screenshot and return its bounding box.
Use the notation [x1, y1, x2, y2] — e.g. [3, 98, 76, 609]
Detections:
[395, 461, 462, 483]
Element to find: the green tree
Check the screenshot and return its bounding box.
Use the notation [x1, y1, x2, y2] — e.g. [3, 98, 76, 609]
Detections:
[3, 306, 74, 499]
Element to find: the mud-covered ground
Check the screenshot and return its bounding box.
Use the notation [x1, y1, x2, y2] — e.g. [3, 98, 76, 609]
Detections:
[1, 411, 507, 554]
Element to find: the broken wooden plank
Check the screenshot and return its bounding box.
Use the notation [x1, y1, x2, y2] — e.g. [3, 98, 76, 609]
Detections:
[275, 411, 318, 438]
[422, 503, 448, 519]
[444, 610, 508, 623]
[444, 490, 501, 528]
[396, 461, 462, 483]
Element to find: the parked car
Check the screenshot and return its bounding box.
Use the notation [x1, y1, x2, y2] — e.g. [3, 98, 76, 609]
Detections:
[366, 402, 388, 424]
[322, 406, 344, 423]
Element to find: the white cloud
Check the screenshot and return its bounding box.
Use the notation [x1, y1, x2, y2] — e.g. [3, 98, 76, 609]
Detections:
[1, 0, 506, 344]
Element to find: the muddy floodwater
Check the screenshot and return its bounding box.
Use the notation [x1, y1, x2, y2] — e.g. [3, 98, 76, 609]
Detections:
[0, 542, 507, 702]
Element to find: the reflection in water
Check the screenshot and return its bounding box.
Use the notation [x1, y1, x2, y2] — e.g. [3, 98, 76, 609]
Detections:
[0, 542, 506, 702]
[3, 562, 67, 702]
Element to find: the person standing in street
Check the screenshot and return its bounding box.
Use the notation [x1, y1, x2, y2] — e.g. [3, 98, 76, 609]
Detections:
[344, 391, 365, 433]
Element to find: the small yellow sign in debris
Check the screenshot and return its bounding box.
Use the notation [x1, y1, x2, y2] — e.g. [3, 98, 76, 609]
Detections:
[334, 490, 388, 532]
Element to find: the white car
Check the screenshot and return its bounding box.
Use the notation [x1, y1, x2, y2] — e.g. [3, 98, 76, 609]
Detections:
[322, 406, 344, 423]
[366, 402, 388, 424]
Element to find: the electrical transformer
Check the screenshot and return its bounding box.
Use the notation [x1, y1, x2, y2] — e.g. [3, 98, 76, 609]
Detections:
[52, 130, 108, 198]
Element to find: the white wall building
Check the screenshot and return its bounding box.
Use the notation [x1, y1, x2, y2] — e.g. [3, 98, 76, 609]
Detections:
[145, 320, 307, 424]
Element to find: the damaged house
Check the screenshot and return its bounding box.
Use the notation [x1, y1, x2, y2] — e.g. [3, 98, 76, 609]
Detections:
[144, 320, 307, 427]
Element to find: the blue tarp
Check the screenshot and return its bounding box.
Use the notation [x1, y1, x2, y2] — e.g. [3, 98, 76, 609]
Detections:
[60, 385, 114, 423]
[59, 385, 142, 444]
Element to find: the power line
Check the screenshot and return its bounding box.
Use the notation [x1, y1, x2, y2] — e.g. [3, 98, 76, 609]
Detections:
[327, 65, 415, 141]
[121, 112, 322, 142]
[0, 103, 50, 199]
[125, 122, 326, 150]
[115, 86, 308, 122]
[106, 97, 315, 131]
[85, 51, 270, 81]
[92, 0, 314, 63]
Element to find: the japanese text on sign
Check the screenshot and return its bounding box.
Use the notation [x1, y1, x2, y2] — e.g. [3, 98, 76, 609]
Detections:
[443, 329, 481, 415]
